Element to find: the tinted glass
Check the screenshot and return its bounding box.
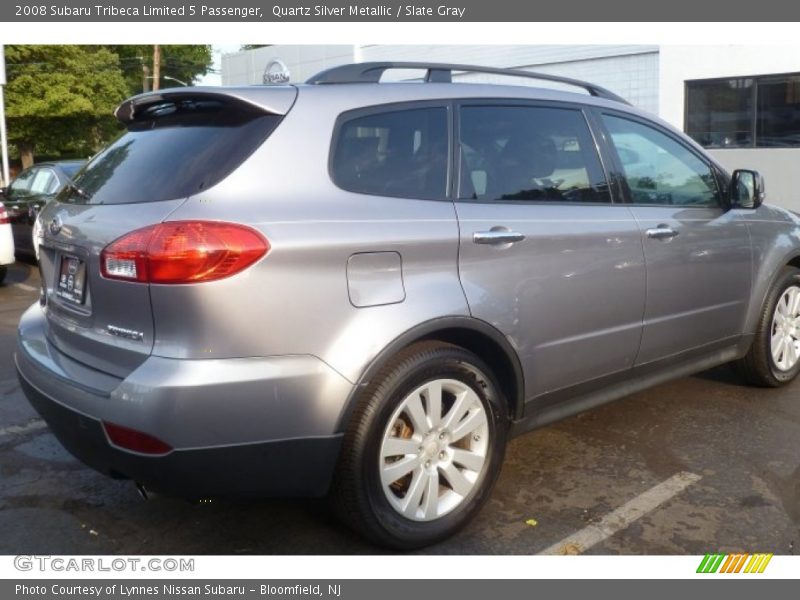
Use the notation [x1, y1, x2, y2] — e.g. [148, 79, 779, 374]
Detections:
[30, 169, 57, 194]
[9, 169, 36, 197]
[58, 99, 281, 205]
[332, 107, 448, 200]
[458, 106, 610, 203]
[756, 75, 800, 148]
[686, 78, 754, 148]
[687, 73, 800, 149]
[603, 115, 720, 207]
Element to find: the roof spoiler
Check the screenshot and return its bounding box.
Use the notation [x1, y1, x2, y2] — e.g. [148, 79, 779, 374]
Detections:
[114, 86, 298, 125]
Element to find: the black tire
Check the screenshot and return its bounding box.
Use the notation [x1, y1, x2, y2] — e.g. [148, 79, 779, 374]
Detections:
[736, 266, 800, 387]
[329, 341, 508, 549]
[0, 265, 6, 284]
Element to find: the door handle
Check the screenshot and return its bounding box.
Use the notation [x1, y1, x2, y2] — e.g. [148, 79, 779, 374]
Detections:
[473, 230, 526, 245]
[646, 226, 679, 240]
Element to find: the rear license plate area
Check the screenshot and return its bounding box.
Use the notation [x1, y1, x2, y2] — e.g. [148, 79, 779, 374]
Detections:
[55, 255, 87, 305]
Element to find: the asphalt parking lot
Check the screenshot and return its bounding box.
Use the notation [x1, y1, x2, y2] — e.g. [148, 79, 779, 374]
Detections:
[1, 260, 799, 555]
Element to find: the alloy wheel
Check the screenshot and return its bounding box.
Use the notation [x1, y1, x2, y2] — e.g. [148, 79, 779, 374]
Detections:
[378, 378, 489, 521]
[771, 285, 800, 371]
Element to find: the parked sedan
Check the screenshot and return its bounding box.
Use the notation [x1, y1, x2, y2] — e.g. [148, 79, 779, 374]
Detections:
[0, 161, 85, 258]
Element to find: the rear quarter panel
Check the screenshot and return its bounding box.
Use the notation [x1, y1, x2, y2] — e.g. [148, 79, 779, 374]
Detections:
[152, 88, 469, 383]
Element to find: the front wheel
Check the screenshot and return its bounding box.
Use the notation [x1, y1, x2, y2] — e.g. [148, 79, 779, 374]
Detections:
[330, 341, 508, 549]
[0, 266, 6, 284]
[737, 266, 800, 387]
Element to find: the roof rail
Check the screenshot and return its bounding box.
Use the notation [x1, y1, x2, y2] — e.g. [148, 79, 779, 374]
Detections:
[306, 62, 630, 105]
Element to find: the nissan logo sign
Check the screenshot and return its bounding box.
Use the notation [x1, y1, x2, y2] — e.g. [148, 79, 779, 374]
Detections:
[263, 59, 290, 85]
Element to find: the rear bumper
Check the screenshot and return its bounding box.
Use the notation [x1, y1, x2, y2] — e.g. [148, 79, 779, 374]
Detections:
[19, 375, 342, 497]
[15, 303, 353, 497]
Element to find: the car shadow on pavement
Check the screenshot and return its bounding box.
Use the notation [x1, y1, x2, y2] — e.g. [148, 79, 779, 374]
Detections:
[1, 260, 37, 287]
[691, 365, 742, 386]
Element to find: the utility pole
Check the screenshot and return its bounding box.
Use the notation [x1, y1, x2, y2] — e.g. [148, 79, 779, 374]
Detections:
[0, 45, 9, 187]
[142, 57, 150, 93]
[152, 44, 161, 91]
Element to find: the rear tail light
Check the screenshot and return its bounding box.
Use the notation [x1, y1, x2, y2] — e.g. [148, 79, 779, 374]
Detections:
[0, 203, 8, 225]
[103, 421, 172, 455]
[100, 221, 269, 284]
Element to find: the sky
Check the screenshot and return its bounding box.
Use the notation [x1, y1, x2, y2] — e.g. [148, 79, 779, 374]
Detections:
[197, 44, 242, 86]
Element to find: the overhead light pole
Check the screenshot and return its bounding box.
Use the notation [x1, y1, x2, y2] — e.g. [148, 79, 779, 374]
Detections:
[145, 75, 189, 87]
[0, 45, 10, 187]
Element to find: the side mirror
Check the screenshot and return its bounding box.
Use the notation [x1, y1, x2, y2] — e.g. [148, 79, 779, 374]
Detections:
[730, 169, 765, 209]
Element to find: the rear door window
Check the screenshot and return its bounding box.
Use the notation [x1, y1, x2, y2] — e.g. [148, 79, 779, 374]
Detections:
[458, 105, 610, 203]
[332, 107, 449, 200]
[29, 168, 58, 194]
[58, 98, 282, 205]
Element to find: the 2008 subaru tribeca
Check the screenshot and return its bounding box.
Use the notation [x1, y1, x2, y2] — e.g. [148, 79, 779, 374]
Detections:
[16, 62, 800, 548]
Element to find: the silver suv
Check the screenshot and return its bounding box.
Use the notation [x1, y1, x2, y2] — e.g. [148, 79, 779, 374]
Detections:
[16, 62, 800, 548]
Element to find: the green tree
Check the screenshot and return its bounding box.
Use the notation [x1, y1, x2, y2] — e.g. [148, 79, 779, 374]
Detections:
[111, 45, 213, 94]
[4, 45, 129, 167]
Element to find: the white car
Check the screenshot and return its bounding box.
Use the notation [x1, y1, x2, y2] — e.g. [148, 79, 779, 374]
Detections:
[0, 201, 14, 283]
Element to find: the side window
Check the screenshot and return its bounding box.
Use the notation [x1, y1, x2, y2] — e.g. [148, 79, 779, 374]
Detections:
[602, 114, 720, 207]
[29, 169, 57, 194]
[332, 107, 448, 200]
[8, 168, 36, 198]
[458, 105, 610, 203]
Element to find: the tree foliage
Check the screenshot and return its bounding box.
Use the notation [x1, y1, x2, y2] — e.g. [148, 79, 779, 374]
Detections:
[4, 45, 129, 165]
[3, 45, 213, 166]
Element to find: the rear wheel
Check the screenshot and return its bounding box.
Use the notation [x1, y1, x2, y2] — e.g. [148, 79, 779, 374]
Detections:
[330, 341, 508, 549]
[737, 266, 800, 387]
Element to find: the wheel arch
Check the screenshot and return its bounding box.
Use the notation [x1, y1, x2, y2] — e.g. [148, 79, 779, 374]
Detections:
[336, 317, 525, 432]
[786, 254, 800, 270]
[744, 250, 800, 335]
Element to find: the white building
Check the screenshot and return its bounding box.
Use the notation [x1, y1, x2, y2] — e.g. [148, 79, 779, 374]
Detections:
[222, 45, 800, 209]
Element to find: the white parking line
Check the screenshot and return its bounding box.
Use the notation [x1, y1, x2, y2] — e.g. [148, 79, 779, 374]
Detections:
[0, 419, 47, 438]
[538, 471, 702, 555]
[13, 283, 37, 293]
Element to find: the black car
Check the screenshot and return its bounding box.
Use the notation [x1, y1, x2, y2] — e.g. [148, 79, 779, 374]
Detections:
[0, 160, 85, 257]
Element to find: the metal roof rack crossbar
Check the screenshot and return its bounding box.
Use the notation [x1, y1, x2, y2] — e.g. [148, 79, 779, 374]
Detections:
[306, 62, 630, 105]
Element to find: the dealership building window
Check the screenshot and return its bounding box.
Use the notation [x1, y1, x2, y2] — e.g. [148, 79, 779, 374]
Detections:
[686, 73, 800, 149]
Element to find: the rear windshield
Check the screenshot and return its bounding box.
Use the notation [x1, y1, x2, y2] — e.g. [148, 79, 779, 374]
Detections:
[58, 98, 281, 205]
[60, 163, 84, 178]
